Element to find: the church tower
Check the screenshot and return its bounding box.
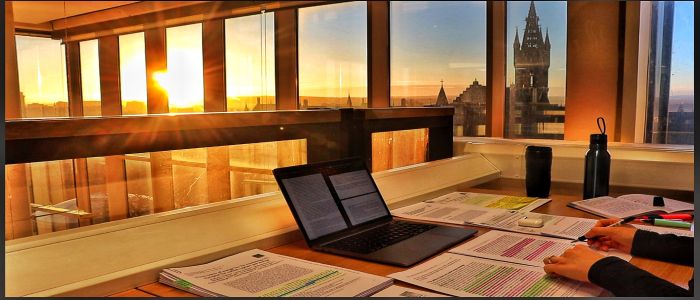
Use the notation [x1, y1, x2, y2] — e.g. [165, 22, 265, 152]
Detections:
[514, 0, 550, 104]
[435, 80, 448, 106]
[511, 1, 552, 137]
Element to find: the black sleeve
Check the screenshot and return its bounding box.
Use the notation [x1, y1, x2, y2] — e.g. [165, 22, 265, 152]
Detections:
[631, 230, 694, 266]
[588, 256, 693, 297]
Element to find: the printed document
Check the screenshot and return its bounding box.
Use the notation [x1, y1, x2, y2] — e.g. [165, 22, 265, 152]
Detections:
[389, 253, 602, 297]
[371, 285, 447, 297]
[633, 224, 694, 237]
[393, 202, 597, 240]
[467, 209, 598, 240]
[160, 249, 392, 297]
[568, 194, 694, 219]
[425, 192, 550, 212]
[448, 230, 632, 267]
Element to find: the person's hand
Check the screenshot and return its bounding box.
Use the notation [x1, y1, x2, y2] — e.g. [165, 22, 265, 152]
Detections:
[585, 219, 638, 253]
[543, 244, 605, 283]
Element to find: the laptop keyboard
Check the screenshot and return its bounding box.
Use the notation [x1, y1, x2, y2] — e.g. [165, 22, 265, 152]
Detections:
[324, 221, 437, 254]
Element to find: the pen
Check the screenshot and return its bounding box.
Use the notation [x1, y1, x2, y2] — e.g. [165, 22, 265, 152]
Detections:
[573, 216, 636, 243]
[642, 219, 692, 229]
[639, 213, 693, 221]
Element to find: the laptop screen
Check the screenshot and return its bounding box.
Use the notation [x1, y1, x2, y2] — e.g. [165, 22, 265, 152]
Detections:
[276, 158, 391, 241]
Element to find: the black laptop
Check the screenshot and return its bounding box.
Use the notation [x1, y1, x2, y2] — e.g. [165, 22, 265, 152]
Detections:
[273, 157, 477, 267]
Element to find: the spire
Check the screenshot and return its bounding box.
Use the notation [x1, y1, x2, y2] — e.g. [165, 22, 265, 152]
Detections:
[513, 27, 520, 49]
[346, 92, 352, 107]
[436, 80, 448, 106]
[544, 28, 550, 48]
[528, 0, 537, 18]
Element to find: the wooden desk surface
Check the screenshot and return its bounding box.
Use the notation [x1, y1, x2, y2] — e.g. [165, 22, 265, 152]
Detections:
[112, 178, 694, 297]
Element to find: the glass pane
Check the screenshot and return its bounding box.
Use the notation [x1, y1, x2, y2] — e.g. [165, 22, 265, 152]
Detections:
[390, 1, 487, 137]
[80, 39, 102, 117]
[372, 129, 429, 172]
[646, 1, 694, 145]
[124, 154, 155, 217]
[506, 1, 567, 139]
[119, 32, 148, 115]
[4, 141, 307, 241]
[225, 13, 276, 112]
[164, 23, 204, 113]
[15, 36, 69, 118]
[229, 140, 307, 198]
[298, 1, 368, 109]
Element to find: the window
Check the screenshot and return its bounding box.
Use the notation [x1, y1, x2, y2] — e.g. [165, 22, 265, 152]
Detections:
[506, 1, 567, 139]
[645, 1, 694, 145]
[390, 1, 487, 137]
[225, 13, 276, 112]
[119, 32, 148, 115]
[298, 1, 368, 109]
[164, 23, 205, 113]
[15, 36, 69, 118]
[80, 39, 101, 116]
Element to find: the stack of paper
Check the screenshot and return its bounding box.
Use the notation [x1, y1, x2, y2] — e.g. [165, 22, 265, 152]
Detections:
[159, 249, 393, 297]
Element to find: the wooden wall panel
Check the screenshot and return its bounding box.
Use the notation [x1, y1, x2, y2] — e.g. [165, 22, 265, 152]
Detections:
[274, 9, 299, 110]
[564, 2, 623, 141]
[486, 1, 506, 137]
[367, 1, 390, 108]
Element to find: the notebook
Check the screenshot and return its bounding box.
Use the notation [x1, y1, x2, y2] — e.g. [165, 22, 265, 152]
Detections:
[567, 194, 694, 219]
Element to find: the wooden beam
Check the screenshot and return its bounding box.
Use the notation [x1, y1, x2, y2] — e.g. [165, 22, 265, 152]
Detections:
[486, 1, 506, 137]
[5, 1, 22, 119]
[5, 165, 34, 239]
[202, 19, 226, 112]
[53, 1, 329, 43]
[73, 158, 93, 226]
[51, 1, 208, 31]
[202, 19, 231, 203]
[145, 28, 169, 114]
[367, 1, 390, 108]
[274, 8, 299, 110]
[66, 42, 84, 117]
[98, 36, 123, 115]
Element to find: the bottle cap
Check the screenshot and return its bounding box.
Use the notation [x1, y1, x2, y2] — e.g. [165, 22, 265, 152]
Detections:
[526, 146, 552, 153]
[589, 133, 607, 145]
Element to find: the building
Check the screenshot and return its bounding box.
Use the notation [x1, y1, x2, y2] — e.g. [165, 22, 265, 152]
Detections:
[506, 1, 565, 139]
[452, 79, 487, 136]
[666, 104, 694, 144]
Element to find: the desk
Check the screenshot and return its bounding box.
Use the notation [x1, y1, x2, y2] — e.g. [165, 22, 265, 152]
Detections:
[112, 178, 694, 297]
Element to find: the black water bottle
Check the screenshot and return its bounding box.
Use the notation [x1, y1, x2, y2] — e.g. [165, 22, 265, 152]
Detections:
[583, 117, 611, 199]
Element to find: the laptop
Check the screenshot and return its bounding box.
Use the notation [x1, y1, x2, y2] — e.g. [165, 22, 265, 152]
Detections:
[273, 157, 477, 267]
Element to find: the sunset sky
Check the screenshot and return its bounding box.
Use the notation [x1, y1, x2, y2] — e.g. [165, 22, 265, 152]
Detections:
[15, 0, 694, 109]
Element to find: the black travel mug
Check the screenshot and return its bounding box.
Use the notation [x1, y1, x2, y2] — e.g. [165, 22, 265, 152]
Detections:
[525, 146, 552, 198]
